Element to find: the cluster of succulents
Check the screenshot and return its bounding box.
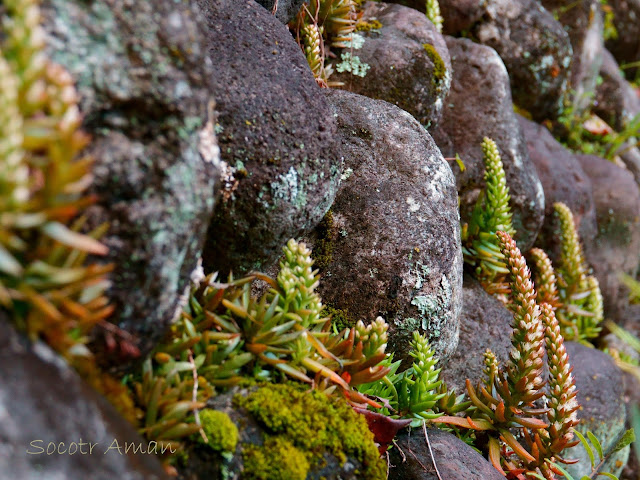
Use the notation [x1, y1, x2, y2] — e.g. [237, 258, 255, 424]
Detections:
[127, 239, 393, 461]
[436, 231, 582, 479]
[291, 0, 359, 86]
[530, 202, 604, 344]
[462, 137, 515, 296]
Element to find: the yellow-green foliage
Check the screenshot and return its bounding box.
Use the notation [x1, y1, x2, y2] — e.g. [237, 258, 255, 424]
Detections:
[200, 409, 239, 453]
[425, 0, 443, 33]
[0, 0, 113, 359]
[234, 383, 386, 479]
[462, 137, 514, 295]
[243, 437, 310, 480]
[553, 202, 603, 342]
[422, 43, 446, 85]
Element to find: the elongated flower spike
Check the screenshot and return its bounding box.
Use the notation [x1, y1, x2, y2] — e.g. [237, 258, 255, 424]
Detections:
[530, 248, 561, 308]
[540, 303, 580, 455]
[425, 0, 443, 33]
[554, 203, 587, 289]
[497, 230, 546, 405]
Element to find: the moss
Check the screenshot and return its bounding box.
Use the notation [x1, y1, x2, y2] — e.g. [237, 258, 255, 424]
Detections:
[422, 43, 446, 86]
[234, 383, 386, 479]
[311, 210, 336, 271]
[200, 409, 239, 453]
[356, 19, 382, 32]
[242, 437, 309, 480]
[323, 305, 356, 332]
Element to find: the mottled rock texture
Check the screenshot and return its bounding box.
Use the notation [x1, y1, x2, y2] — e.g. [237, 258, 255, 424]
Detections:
[388, 428, 505, 480]
[605, 0, 640, 79]
[564, 342, 630, 479]
[433, 37, 545, 251]
[0, 317, 168, 480]
[440, 275, 513, 393]
[518, 115, 597, 261]
[41, 0, 220, 364]
[541, 0, 604, 114]
[578, 154, 640, 322]
[472, 0, 573, 121]
[385, 0, 487, 35]
[315, 89, 463, 364]
[595, 49, 640, 131]
[332, 2, 452, 128]
[199, 0, 341, 275]
[253, 0, 305, 23]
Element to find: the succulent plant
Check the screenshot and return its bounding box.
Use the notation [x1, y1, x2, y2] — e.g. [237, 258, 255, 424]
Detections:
[292, 0, 358, 85]
[551, 202, 603, 343]
[435, 231, 582, 479]
[462, 137, 515, 295]
[425, 0, 443, 33]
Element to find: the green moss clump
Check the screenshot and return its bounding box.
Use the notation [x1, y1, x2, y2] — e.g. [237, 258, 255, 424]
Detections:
[323, 305, 356, 332]
[243, 437, 309, 480]
[200, 409, 239, 453]
[422, 43, 446, 85]
[234, 384, 386, 480]
[356, 19, 382, 32]
[311, 210, 336, 271]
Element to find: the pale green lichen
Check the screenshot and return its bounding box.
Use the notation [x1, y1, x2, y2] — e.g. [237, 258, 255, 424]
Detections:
[335, 52, 370, 77]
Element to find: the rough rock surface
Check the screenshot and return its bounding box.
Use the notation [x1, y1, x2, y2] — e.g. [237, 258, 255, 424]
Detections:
[253, 0, 305, 24]
[315, 89, 463, 364]
[595, 49, 640, 131]
[385, 0, 487, 35]
[605, 0, 640, 78]
[0, 317, 168, 480]
[332, 2, 452, 128]
[41, 0, 220, 363]
[472, 0, 573, 121]
[199, 0, 340, 275]
[541, 0, 604, 114]
[388, 428, 505, 480]
[564, 342, 630, 479]
[578, 154, 640, 322]
[433, 37, 545, 251]
[440, 275, 513, 393]
[518, 115, 598, 261]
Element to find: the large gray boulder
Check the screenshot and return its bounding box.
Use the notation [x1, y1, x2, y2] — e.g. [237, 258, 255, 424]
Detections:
[42, 0, 221, 363]
[331, 2, 452, 128]
[605, 0, 640, 79]
[595, 49, 640, 131]
[388, 427, 505, 480]
[472, 0, 573, 121]
[440, 275, 514, 393]
[578, 154, 640, 322]
[198, 0, 341, 275]
[314, 89, 463, 364]
[433, 37, 545, 251]
[518, 115, 598, 261]
[564, 342, 630, 478]
[541, 0, 604, 114]
[0, 318, 168, 480]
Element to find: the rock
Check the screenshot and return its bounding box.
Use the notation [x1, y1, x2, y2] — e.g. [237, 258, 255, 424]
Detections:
[564, 342, 630, 478]
[0, 317, 168, 480]
[605, 0, 640, 79]
[41, 0, 221, 363]
[517, 115, 598, 261]
[198, 0, 341, 275]
[440, 275, 514, 393]
[253, 0, 304, 23]
[433, 37, 545, 251]
[388, 427, 505, 480]
[472, 0, 573, 121]
[178, 384, 386, 480]
[315, 89, 463, 364]
[541, 0, 604, 114]
[384, 0, 487, 35]
[595, 49, 640, 131]
[577, 154, 640, 322]
[619, 145, 640, 187]
[331, 2, 452, 128]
